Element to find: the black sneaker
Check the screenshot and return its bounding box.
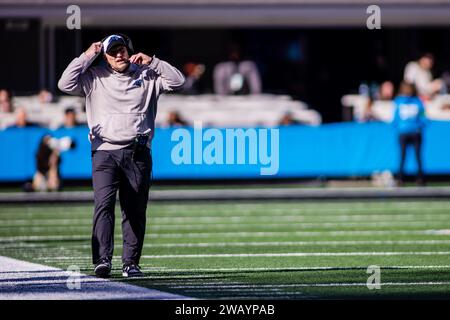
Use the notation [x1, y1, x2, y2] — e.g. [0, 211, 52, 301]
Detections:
[94, 258, 112, 278]
[122, 262, 143, 278]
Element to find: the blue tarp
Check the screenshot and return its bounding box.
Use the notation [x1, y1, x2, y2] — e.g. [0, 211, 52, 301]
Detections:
[1, 121, 450, 181]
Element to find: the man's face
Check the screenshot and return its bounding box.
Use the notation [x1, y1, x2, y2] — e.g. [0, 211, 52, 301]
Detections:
[104, 45, 130, 72]
[0, 90, 9, 102]
[65, 112, 76, 127]
[419, 56, 433, 70]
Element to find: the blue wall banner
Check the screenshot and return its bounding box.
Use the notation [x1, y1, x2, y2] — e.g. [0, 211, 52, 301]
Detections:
[1, 121, 450, 182]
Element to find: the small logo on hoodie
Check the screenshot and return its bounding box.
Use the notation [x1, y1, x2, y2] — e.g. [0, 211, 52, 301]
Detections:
[133, 79, 143, 87]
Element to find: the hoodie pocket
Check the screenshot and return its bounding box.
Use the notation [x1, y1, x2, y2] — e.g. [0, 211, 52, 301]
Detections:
[99, 113, 151, 144]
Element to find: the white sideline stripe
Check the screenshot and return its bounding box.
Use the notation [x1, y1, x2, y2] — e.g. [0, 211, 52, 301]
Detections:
[139, 265, 450, 272]
[2, 205, 450, 220]
[42, 251, 450, 260]
[145, 239, 450, 247]
[2, 213, 450, 225]
[154, 230, 447, 238]
[0, 256, 190, 300]
[5, 201, 450, 211]
[64, 239, 450, 249]
[0, 229, 447, 241]
[139, 251, 450, 258]
[152, 214, 450, 222]
[4, 221, 450, 231]
[172, 282, 450, 289]
[3, 218, 450, 228]
[30, 264, 450, 273]
[129, 222, 450, 230]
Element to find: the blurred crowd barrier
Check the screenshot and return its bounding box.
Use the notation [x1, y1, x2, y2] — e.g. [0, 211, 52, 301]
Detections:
[2, 122, 450, 182]
[156, 94, 321, 127]
[0, 94, 322, 130]
[342, 94, 450, 122]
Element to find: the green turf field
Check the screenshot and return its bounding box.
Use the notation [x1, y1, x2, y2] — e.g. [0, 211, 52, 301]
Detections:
[0, 200, 450, 299]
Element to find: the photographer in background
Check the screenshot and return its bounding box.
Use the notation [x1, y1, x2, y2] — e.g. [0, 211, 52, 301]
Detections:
[213, 44, 262, 95]
[23, 135, 75, 192]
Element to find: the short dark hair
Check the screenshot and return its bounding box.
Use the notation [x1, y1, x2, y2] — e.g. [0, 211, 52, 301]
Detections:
[399, 81, 417, 97]
[421, 52, 434, 60]
[0, 88, 12, 99]
[64, 107, 76, 115]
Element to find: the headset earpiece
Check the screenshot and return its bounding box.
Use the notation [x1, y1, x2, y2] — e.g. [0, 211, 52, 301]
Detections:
[100, 36, 108, 53]
[117, 33, 134, 55]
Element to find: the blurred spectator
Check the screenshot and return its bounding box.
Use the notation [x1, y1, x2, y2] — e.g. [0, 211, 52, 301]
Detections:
[181, 62, 206, 94]
[8, 108, 38, 128]
[167, 111, 188, 127]
[38, 88, 55, 104]
[442, 71, 450, 93]
[378, 81, 395, 100]
[392, 82, 426, 186]
[362, 81, 395, 122]
[26, 88, 57, 113]
[31, 135, 61, 192]
[0, 89, 14, 113]
[213, 44, 262, 95]
[403, 53, 443, 99]
[360, 100, 378, 122]
[62, 107, 80, 128]
[26, 135, 75, 192]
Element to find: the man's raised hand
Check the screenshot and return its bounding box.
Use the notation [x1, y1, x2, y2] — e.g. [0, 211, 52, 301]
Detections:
[129, 53, 152, 65]
[85, 42, 103, 59]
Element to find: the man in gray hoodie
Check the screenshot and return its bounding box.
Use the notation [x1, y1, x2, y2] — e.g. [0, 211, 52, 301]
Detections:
[58, 34, 185, 278]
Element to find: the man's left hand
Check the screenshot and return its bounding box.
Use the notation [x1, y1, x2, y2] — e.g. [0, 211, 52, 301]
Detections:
[129, 53, 152, 65]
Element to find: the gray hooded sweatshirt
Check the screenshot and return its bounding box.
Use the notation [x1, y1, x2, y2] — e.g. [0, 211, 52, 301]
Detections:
[58, 52, 185, 150]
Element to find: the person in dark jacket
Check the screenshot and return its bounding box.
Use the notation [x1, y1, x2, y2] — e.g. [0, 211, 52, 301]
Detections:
[392, 82, 426, 186]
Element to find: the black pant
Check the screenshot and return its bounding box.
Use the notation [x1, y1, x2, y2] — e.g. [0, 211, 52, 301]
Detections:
[398, 132, 424, 183]
[91, 147, 152, 265]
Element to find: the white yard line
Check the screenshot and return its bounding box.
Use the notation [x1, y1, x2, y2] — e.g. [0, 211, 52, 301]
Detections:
[56, 239, 450, 250]
[1, 229, 448, 242]
[147, 230, 450, 238]
[139, 251, 450, 259]
[144, 239, 450, 247]
[138, 265, 450, 272]
[2, 213, 450, 225]
[2, 203, 450, 217]
[3, 237, 450, 249]
[126, 221, 450, 229]
[42, 251, 450, 260]
[3, 220, 450, 232]
[0, 256, 191, 300]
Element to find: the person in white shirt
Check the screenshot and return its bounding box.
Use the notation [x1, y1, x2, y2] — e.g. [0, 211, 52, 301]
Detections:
[213, 44, 262, 95]
[403, 53, 443, 99]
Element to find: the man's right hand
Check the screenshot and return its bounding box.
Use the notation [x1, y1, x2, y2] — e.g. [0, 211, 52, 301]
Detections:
[85, 42, 103, 59]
